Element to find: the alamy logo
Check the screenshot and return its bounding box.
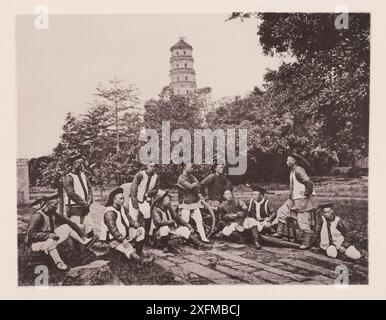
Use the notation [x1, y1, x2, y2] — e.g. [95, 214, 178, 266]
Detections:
[139, 121, 248, 175]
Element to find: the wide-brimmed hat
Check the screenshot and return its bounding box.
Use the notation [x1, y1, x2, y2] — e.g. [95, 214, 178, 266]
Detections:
[288, 152, 311, 170]
[30, 193, 59, 211]
[105, 187, 124, 207]
[319, 202, 334, 210]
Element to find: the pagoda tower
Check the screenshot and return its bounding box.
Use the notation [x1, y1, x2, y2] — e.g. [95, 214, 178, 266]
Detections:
[169, 37, 197, 95]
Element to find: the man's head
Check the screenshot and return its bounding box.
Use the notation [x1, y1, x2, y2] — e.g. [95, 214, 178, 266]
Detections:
[45, 199, 59, 214]
[223, 189, 233, 201]
[161, 194, 172, 207]
[105, 187, 124, 207]
[146, 163, 156, 175]
[320, 203, 335, 221]
[113, 193, 124, 207]
[69, 154, 85, 173]
[184, 163, 193, 173]
[286, 156, 297, 169]
[214, 163, 225, 175]
[256, 191, 264, 202]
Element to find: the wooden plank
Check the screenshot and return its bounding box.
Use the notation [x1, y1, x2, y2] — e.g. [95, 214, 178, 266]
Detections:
[214, 265, 267, 284]
[179, 262, 228, 281]
[279, 258, 336, 279]
[210, 249, 308, 282]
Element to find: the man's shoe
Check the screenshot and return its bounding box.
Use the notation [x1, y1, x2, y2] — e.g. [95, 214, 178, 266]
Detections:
[299, 231, 312, 250]
[55, 261, 69, 271]
[272, 221, 285, 238]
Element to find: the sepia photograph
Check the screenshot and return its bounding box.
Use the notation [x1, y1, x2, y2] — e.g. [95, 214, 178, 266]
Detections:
[16, 12, 369, 287]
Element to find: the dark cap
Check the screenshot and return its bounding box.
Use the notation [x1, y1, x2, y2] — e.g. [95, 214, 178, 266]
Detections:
[105, 187, 124, 207]
[68, 154, 85, 165]
[319, 203, 334, 209]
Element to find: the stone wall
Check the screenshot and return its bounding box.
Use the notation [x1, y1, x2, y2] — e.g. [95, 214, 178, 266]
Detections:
[17, 158, 29, 205]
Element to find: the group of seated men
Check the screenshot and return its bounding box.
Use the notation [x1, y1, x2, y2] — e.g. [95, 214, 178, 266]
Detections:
[25, 153, 366, 271]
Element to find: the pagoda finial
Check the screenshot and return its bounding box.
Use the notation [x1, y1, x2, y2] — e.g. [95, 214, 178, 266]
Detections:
[179, 36, 186, 41]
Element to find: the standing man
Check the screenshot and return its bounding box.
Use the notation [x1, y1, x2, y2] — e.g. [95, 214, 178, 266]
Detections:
[26, 194, 95, 271]
[200, 162, 233, 207]
[272, 153, 318, 250]
[176, 163, 210, 243]
[63, 154, 95, 238]
[130, 163, 160, 237]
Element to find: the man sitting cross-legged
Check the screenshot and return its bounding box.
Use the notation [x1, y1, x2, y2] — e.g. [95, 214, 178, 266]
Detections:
[150, 190, 208, 254]
[218, 190, 262, 249]
[99, 187, 152, 262]
[26, 194, 96, 271]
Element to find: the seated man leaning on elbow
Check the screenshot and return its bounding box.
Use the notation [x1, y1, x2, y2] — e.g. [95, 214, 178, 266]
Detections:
[26, 194, 96, 271]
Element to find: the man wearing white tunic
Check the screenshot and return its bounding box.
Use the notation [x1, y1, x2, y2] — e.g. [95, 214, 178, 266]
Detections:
[63, 154, 95, 237]
[130, 164, 160, 237]
[244, 186, 277, 234]
[315, 203, 364, 260]
[100, 187, 151, 262]
[273, 153, 318, 250]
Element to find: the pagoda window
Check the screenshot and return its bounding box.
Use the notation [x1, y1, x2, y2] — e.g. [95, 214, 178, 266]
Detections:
[177, 77, 179, 81]
[185, 63, 187, 67]
[186, 76, 188, 80]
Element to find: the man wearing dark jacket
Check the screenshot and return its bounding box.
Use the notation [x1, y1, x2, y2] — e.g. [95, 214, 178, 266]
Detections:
[200, 163, 233, 204]
[177, 163, 210, 242]
[26, 194, 95, 271]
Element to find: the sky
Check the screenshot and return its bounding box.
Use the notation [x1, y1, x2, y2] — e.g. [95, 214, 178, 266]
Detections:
[17, 14, 284, 158]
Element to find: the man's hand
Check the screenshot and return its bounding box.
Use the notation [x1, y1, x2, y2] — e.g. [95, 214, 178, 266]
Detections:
[121, 239, 132, 250]
[168, 220, 177, 228]
[339, 247, 347, 254]
[131, 221, 140, 229]
[191, 182, 199, 188]
[49, 233, 59, 241]
[242, 204, 248, 211]
[236, 212, 246, 219]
